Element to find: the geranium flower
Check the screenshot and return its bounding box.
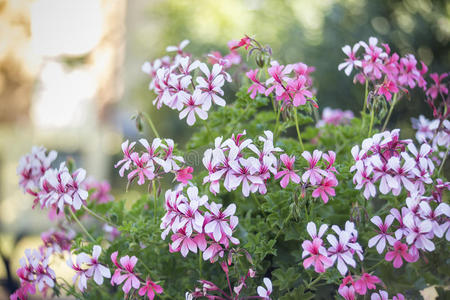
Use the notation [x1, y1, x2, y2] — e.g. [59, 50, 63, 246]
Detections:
[196, 63, 226, 109]
[286, 76, 313, 107]
[426, 73, 448, 99]
[257, 278, 272, 300]
[326, 231, 356, 275]
[302, 238, 333, 273]
[166, 39, 190, 54]
[229, 35, 252, 50]
[312, 175, 338, 203]
[275, 154, 300, 188]
[354, 273, 381, 295]
[138, 278, 163, 300]
[403, 214, 434, 251]
[368, 215, 396, 254]
[306, 222, 328, 239]
[128, 152, 155, 185]
[110, 252, 140, 294]
[179, 89, 208, 126]
[385, 241, 414, 268]
[84, 246, 111, 285]
[246, 69, 266, 99]
[204, 203, 237, 242]
[176, 166, 193, 185]
[371, 290, 389, 300]
[338, 285, 356, 300]
[302, 150, 327, 185]
[378, 79, 398, 101]
[338, 44, 362, 76]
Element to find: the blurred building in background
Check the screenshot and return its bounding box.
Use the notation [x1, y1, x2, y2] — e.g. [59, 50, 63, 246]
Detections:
[0, 0, 448, 298]
[0, 0, 126, 297]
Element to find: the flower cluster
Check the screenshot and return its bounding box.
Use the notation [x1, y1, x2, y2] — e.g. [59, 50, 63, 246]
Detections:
[302, 221, 364, 275]
[207, 39, 242, 70]
[38, 163, 88, 212]
[82, 177, 114, 203]
[316, 107, 354, 127]
[202, 130, 282, 196]
[111, 251, 163, 299]
[350, 129, 435, 199]
[186, 266, 272, 300]
[160, 186, 239, 262]
[424, 72, 449, 125]
[338, 273, 385, 299]
[11, 248, 56, 300]
[277, 150, 338, 203]
[115, 138, 191, 186]
[41, 227, 75, 255]
[411, 115, 450, 165]
[142, 40, 231, 126]
[16, 147, 92, 216]
[368, 192, 449, 268]
[339, 37, 427, 101]
[17, 146, 57, 194]
[246, 61, 317, 108]
[67, 245, 111, 292]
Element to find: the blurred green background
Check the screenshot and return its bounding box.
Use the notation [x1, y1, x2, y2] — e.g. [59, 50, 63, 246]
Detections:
[0, 0, 448, 298]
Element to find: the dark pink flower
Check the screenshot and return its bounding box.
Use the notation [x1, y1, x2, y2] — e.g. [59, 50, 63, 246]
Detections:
[110, 252, 140, 294]
[176, 166, 193, 185]
[426, 73, 448, 99]
[275, 154, 300, 188]
[311, 175, 337, 203]
[385, 241, 415, 268]
[229, 35, 252, 50]
[246, 69, 266, 99]
[354, 273, 380, 295]
[378, 79, 399, 101]
[338, 285, 356, 300]
[138, 278, 163, 300]
[302, 238, 333, 273]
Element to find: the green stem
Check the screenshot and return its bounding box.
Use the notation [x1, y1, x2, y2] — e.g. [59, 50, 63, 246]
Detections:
[153, 181, 157, 224]
[69, 209, 95, 243]
[274, 105, 281, 137]
[83, 205, 114, 227]
[274, 209, 293, 241]
[198, 251, 203, 278]
[307, 273, 325, 289]
[367, 258, 385, 272]
[438, 147, 449, 175]
[381, 93, 397, 131]
[363, 80, 368, 112]
[140, 259, 153, 275]
[293, 109, 305, 151]
[368, 104, 375, 138]
[142, 111, 160, 138]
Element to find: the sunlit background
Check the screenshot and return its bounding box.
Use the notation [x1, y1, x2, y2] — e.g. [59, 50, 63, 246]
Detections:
[0, 0, 448, 298]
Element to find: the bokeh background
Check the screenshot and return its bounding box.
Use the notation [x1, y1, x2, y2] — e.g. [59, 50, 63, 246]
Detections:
[0, 0, 448, 298]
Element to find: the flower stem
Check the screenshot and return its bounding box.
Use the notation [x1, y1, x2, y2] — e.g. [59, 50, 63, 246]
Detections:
[83, 205, 114, 227]
[368, 104, 375, 138]
[198, 252, 203, 278]
[153, 181, 157, 224]
[438, 147, 449, 175]
[293, 109, 305, 151]
[307, 273, 324, 289]
[363, 80, 368, 112]
[381, 93, 397, 131]
[274, 104, 281, 137]
[142, 111, 160, 138]
[69, 209, 95, 243]
[367, 258, 385, 272]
